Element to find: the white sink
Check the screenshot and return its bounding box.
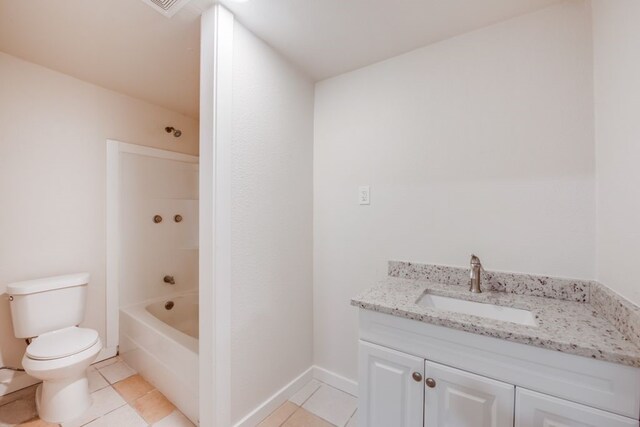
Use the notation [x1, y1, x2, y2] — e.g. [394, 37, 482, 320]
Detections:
[417, 293, 537, 327]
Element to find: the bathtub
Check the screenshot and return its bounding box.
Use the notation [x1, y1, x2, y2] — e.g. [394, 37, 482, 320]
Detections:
[146, 294, 199, 341]
[119, 292, 199, 424]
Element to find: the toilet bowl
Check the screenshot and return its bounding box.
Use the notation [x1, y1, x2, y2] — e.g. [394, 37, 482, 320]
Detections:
[22, 327, 102, 423]
[7, 273, 103, 424]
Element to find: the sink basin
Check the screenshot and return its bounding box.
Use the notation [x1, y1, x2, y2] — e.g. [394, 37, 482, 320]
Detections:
[417, 293, 537, 327]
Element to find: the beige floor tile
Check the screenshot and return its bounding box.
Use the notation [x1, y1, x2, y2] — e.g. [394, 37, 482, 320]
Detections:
[81, 418, 105, 427]
[151, 411, 195, 427]
[98, 361, 136, 384]
[282, 409, 335, 427]
[258, 401, 298, 427]
[0, 396, 38, 426]
[85, 405, 148, 427]
[113, 375, 154, 402]
[88, 370, 109, 393]
[61, 386, 126, 427]
[132, 390, 175, 424]
[345, 411, 357, 427]
[289, 380, 321, 406]
[92, 357, 121, 370]
[302, 385, 356, 427]
[18, 418, 59, 426]
[0, 385, 38, 408]
[101, 405, 146, 427]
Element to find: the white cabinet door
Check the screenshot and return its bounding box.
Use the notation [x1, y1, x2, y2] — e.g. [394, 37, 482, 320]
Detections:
[515, 388, 639, 427]
[359, 341, 424, 427]
[424, 361, 514, 427]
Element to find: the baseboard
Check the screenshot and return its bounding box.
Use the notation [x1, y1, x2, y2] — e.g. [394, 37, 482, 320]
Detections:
[233, 367, 314, 427]
[0, 370, 39, 397]
[312, 365, 358, 397]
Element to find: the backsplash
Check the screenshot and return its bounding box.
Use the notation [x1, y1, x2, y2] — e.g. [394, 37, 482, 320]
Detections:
[591, 282, 640, 346]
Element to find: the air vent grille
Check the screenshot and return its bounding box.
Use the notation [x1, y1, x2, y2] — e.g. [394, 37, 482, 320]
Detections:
[139, 0, 192, 17]
[148, 0, 180, 11]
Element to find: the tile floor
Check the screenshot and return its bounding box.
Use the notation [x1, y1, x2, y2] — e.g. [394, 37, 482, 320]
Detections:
[258, 380, 357, 427]
[0, 357, 194, 427]
[2, 360, 357, 427]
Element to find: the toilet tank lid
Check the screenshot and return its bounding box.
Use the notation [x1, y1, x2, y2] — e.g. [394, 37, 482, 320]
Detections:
[7, 272, 90, 296]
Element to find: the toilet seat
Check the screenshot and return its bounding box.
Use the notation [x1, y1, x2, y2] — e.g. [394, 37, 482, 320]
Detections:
[27, 327, 99, 361]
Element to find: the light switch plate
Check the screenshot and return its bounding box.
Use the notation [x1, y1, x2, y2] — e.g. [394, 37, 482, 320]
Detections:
[359, 186, 370, 205]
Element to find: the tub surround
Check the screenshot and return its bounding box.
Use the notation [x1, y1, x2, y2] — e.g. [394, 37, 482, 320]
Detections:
[352, 261, 640, 367]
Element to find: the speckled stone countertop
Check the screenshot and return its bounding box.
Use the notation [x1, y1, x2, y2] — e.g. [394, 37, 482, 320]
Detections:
[352, 277, 640, 367]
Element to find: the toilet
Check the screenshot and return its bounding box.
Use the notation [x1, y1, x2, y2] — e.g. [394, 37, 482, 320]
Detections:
[7, 273, 102, 424]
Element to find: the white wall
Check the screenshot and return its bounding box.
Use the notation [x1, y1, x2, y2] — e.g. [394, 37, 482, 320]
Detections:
[592, 0, 640, 305]
[230, 21, 315, 423]
[314, 0, 595, 383]
[0, 51, 198, 390]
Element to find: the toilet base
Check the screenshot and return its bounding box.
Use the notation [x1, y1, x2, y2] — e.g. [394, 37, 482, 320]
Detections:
[35, 374, 92, 424]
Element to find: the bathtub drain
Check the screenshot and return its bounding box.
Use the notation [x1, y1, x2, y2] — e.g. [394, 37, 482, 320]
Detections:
[165, 301, 175, 310]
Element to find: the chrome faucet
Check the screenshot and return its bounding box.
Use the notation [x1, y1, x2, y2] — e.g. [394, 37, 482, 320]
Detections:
[469, 255, 483, 293]
[163, 275, 175, 285]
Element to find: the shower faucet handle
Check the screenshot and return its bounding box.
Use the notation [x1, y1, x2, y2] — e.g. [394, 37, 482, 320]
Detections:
[163, 275, 175, 285]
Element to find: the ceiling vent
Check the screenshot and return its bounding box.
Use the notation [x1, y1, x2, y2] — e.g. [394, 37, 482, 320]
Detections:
[139, 0, 194, 18]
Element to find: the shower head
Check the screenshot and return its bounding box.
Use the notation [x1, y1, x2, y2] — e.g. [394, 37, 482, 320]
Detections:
[165, 126, 182, 137]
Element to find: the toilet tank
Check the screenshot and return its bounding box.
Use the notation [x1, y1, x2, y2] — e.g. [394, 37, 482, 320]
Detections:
[6, 273, 90, 338]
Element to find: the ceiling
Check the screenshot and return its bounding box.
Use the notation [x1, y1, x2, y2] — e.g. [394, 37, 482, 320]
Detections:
[220, 0, 564, 81]
[0, 0, 564, 119]
[0, 0, 205, 119]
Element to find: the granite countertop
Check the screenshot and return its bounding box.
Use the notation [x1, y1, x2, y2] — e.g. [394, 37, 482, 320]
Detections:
[351, 277, 640, 367]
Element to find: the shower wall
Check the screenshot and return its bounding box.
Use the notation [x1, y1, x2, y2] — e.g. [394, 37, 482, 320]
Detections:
[119, 152, 199, 307]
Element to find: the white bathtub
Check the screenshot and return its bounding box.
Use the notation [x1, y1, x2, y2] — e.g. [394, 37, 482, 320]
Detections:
[146, 293, 199, 341]
[119, 292, 198, 424]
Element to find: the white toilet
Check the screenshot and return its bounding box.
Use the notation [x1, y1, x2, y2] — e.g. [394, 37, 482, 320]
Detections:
[7, 273, 102, 424]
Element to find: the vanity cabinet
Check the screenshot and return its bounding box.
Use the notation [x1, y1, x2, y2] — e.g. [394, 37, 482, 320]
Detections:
[359, 341, 424, 427]
[515, 388, 638, 427]
[357, 310, 640, 427]
[360, 342, 514, 427]
[424, 361, 514, 427]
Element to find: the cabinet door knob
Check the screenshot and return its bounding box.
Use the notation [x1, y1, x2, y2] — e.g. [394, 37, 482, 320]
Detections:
[412, 372, 423, 382]
[425, 378, 436, 388]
